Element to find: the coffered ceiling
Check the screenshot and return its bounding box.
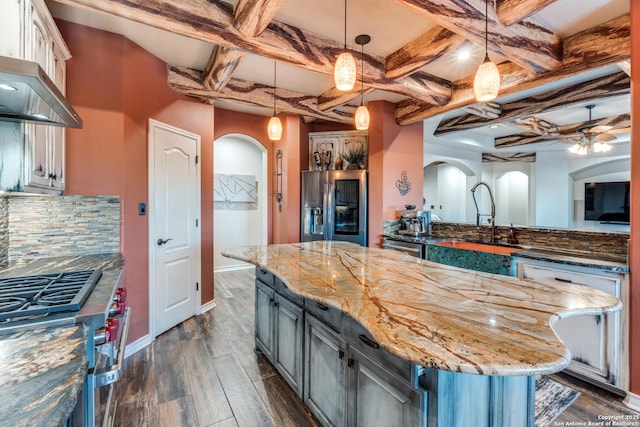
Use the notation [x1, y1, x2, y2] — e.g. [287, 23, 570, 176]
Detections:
[46, 0, 630, 153]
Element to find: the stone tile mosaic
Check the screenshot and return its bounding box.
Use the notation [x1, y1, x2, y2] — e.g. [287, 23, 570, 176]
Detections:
[1, 195, 120, 260]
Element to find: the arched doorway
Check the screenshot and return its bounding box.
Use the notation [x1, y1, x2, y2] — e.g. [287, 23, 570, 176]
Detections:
[213, 134, 268, 271]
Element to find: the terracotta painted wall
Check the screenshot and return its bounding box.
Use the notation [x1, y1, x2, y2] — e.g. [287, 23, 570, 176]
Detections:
[58, 21, 215, 343]
[629, 0, 639, 397]
[368, 101, 424, 247]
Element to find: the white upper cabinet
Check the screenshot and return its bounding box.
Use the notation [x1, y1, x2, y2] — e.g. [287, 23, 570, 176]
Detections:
[1, 0, 72, 193]
[0, 0, 26, 59]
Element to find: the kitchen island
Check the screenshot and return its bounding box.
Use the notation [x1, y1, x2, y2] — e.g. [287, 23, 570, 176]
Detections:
[223, 241, 621, 426]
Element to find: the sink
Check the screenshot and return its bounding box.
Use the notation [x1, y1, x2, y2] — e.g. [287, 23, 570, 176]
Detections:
[427, 240, 519, 276]
[435, 240, 520, 255]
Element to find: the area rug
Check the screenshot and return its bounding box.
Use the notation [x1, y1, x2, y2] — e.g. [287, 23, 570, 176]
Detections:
[535, 375, 581, 426]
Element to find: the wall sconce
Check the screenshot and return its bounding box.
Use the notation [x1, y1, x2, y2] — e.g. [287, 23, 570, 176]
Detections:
[275, 149, 283, 211]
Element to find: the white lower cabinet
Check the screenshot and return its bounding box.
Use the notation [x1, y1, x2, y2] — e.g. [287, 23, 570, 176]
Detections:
[519, 261, 627, 391]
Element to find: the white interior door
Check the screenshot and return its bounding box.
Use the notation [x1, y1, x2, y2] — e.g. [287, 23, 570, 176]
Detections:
[149, 119, 201, 337]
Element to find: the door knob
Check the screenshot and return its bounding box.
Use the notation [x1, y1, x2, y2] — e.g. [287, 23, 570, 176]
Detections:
[157, 238, 173, 246]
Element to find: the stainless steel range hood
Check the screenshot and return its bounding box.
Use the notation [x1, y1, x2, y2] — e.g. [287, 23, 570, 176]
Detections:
[0, 56, 82, 128]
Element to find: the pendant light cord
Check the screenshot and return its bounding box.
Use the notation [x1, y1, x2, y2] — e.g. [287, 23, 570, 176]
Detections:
[484, 0, 489, 60]
[344, 0, 347, 49]
[360, 43, 364, 105]
[273, 61, 277, 115]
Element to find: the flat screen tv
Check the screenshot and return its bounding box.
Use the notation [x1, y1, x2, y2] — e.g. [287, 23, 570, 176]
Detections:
[584, 181, 630, 224]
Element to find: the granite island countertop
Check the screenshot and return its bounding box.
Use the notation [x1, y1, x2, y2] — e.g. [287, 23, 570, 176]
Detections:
[0, 253, 125, 427]
[223, 241, 621, 376]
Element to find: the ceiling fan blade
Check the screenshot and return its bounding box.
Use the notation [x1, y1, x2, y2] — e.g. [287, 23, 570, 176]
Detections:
[595, 133, 616, 142]
[589, 125, 613, 133]
[606, 127, 631, 134]
[552, 132, 581, 139]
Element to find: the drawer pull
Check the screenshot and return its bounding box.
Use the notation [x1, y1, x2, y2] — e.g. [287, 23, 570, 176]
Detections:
[316, 302, 329, 311]
[338, 350, 344, 360]
[359, 334, 380, 349]
[259, 268, 267, 275]
[554, 277, 573, 284]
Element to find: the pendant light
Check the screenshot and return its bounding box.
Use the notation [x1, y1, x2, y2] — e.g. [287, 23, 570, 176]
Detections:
[354, 34, 370, 130]
[334, 0, 356, 91]
[268, 61, 282, 141]
[473, 0, 500, 102]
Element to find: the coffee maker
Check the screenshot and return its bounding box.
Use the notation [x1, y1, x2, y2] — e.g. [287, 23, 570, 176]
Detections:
[398, 206, 432, 237]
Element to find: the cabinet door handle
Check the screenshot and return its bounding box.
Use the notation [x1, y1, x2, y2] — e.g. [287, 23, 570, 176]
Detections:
[316, 302, 329, 311]
[347, 358, 354, 368]
[358, 334, 380, 349]
[338, 350, 344, 360]
[259, 268, 267, 275]
[554, 277, 573, 284]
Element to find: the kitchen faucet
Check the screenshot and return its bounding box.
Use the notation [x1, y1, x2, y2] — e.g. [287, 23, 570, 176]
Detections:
[471, 181, 501, 244]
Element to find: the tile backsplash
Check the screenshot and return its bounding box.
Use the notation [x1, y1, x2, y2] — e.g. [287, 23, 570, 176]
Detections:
[1, 194, 120, 262]
[383, 219, 630, 261]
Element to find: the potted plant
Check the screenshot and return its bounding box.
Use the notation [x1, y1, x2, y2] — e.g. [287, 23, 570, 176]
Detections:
[341, 146, 367, 169]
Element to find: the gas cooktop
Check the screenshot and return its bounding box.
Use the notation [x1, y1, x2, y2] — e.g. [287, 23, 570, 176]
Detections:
[0, 269, 103, 325]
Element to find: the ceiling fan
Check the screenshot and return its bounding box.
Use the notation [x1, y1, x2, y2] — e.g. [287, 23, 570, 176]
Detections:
[568, 104, 630, 143]
[559, 104, 630, 155]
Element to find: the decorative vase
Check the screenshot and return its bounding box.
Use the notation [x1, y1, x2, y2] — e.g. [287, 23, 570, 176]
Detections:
[346, 162, 359, 170]
[334, 154, 343, 170]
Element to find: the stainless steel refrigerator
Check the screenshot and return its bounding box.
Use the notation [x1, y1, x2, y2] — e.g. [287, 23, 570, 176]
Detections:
[301, 169, 367, 246]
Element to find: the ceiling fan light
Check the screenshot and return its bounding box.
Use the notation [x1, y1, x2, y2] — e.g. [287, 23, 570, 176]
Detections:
[355, 104, 370, 130]
[268, 116, 282, 141]
[593, 141, 603, 152]
[568, 143, 580, 154]
[600, 142, 612, 153]
[473, 57, 500, 102]
[334, 52, 357, 91]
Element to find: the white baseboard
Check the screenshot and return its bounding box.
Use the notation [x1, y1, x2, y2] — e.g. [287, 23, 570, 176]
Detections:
[124, 333, 153, 359]
[201, 299, 216, 313]
[214, 264, 253, 273]
[624, 391, 640, 412]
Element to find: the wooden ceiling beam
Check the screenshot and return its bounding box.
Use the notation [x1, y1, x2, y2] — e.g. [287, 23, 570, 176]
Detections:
[618, 60, 631, 77]
[495, 113, 630, 148]
[385, 27, 466, 79]
[394, 0, 562, 72]
[202, 0, 285, 91]
[464, 102, 502, 119]
[434, 71, 629, 135]
[495, 0, 558, 26]
[168, 65, 356, 124]
[396, 13, 630, 125]
[54, 0, 451, 106]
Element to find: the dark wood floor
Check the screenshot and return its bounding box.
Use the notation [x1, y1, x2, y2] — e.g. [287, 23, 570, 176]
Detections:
[114, 269, 637, 427]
